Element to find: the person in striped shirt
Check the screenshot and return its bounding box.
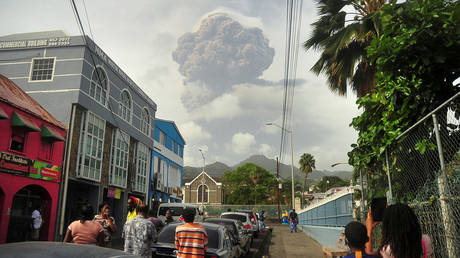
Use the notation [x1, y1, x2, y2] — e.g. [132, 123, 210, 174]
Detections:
[175, 207, 208, 258]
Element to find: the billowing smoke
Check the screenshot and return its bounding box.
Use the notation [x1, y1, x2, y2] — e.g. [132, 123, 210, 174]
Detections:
[172, 13, 275, 110]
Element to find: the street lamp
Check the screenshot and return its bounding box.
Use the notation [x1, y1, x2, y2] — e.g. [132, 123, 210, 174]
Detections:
[198, 149, 205, 172]
[266, 122, 295, 210]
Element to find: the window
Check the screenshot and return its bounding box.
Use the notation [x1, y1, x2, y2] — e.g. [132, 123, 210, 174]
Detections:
[89, 67, 108, 105]
[77, 111, 105, 181]
[39, 140, 53, 161]
[159, 130, 166, 145]
[10, 130, 26, 152]
[109, 129, 130, 188]
[119, 90, 131, 122]
[30, 58, 55, 81]
[140, 108, 150, 136]
[133, 142, 150, 193]
[171, 139, 175, 151]
[197, 184, 209, 203]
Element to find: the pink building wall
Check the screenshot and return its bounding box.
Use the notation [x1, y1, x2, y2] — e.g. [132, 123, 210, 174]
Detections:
[0, 102, 65, 243]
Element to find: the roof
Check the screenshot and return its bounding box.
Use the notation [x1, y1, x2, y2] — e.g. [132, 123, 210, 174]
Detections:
[0, 74, 66, 129]
[155, 118, 186, 144]
[0, 30, 69, 41]
[185, 171, 222, 186]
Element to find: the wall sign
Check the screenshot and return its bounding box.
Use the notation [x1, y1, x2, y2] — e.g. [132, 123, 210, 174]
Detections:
[108, 187, 121, 199]
[0, 152, 32, 174]
[0, 37, 71, 49]
[0, 152, 61, 182]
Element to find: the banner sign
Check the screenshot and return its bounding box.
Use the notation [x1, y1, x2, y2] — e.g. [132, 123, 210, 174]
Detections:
[0, 152, 32, 174]
[108, 187, 121, 199]
[0, 37, 71, 49]
[0, 152, 61, 182]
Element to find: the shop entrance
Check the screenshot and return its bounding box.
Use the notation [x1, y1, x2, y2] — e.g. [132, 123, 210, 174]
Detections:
[7, 184, 51, 242]
[102, 187, 125, 238]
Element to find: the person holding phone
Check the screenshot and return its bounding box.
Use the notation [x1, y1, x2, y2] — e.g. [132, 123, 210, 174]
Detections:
[93, 203, 117, 247]
[365, 203, 432, 258]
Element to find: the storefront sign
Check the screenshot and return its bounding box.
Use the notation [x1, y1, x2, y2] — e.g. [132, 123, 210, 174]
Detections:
[30, 160, 61, 182]
[0, 152, 32, 174]
[108, 187, 121, 199]
[0, 37, 71, 49]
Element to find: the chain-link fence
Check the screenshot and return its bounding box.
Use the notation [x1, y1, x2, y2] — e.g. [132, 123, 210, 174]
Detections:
[380, 92, 460, 258]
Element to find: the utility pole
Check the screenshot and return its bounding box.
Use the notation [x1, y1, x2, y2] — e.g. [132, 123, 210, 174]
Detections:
[277, 157, 281, 223]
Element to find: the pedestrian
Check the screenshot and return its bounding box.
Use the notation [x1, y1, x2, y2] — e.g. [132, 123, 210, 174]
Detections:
[175, 207, 208, 258]
[365, 203, 432, 258]
[93, 203, 117, 247]
[31, 205, 42, 241]
[123, 204, 156, 258]
[147, 208, 164, 238]
[289, 209, 298, 233]
[64, 204, 104, 247]
[343, 221, 377, 258]
[127, 196, 141, 222]
[259, 210, 266, 231]
[164, 209, 175, 224]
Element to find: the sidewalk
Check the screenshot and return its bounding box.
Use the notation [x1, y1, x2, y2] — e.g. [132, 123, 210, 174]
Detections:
[268, 224, 323, 258]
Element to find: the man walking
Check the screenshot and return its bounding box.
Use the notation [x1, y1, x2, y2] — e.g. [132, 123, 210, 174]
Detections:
[289, 209, 298, 233]
[31, 205, 42, 240]
[175, 207, 208, 258]
[123, 204, 156, 258]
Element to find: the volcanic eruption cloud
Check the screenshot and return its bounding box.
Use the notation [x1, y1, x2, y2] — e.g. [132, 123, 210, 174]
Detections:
[172, 13, 275, 110]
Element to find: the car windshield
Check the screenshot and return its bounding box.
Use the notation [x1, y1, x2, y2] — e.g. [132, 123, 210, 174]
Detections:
[158, 225, 220, 249]
[221, 214, 247, 222]
[158, 206, 184, 216]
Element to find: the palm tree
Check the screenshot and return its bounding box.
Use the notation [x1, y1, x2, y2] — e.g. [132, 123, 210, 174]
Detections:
[304, 0, 390, 97]
[299, 153, 316, 207]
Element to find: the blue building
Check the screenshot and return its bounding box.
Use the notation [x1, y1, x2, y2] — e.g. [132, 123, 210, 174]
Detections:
[0, 31, 157, 238]
[151, 119, 185, 205]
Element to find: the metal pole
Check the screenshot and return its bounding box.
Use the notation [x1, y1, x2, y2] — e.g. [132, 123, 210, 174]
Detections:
[290, 130, 295, 210]
[385, 150, 393, 204]
[277, 157, 281, 223]
[433, 114, 456, 258]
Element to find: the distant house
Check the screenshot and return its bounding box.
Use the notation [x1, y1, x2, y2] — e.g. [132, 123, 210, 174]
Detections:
[183, 171, 222, 205]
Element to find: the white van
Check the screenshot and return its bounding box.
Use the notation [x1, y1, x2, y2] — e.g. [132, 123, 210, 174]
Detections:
[157, 203, 203, 223]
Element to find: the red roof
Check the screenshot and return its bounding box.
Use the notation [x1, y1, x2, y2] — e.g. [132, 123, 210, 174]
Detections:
[0, 74, 66, 130]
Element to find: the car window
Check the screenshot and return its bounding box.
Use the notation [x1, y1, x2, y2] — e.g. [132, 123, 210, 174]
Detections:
[221, 214, 247, 222]
[158, 224, 220, 249]
[158, 206, 184, 216]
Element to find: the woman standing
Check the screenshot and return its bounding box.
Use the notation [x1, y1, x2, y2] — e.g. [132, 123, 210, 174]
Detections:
[93, 203, 117, 247]
[64, 204, 104, 247]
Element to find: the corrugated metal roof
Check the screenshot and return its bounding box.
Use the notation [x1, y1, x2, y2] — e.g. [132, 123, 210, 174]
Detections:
[0, 74, 66, 129]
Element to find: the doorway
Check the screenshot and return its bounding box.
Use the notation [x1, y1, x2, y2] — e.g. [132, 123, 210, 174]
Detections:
[6, 184, 51, 242]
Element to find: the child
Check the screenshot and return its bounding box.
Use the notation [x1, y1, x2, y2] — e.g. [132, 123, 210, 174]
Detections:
[344, 221, 378, 258]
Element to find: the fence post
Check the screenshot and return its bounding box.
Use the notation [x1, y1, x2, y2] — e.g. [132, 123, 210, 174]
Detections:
[385, 150, 393, 204]
[432, 114, 456, 258]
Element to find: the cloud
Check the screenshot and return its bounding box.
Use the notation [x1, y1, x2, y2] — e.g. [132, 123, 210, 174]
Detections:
[231, 132, 256, 154]
[173, 12, 275, 109]
[178, 121, 212, 143]
[192, 93, 242, 121]
[258, 143, 274, 156]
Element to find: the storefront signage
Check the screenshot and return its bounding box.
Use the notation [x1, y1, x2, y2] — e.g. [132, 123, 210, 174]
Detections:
[108, 187, 121, 199]
[0, 152, 32, 174]
[0, 37, 71, 49]
[30, 160, 61, 182]
[0, 152, 61, 182]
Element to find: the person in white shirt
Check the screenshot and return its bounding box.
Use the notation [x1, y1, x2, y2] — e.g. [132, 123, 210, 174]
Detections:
[31, 205, 43, 241]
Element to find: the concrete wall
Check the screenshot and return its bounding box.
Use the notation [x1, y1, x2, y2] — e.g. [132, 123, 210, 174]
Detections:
[299, 225, 344, 247]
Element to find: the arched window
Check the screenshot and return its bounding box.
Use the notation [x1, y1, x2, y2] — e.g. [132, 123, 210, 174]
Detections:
[197, 184, 209, 203]
[119, 90, 131, 122]
[89, 67, 108, 105]
[141, 108, 150, 135]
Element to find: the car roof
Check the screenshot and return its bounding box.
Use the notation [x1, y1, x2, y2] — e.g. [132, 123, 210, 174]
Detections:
[221, 212, 249, 217]
[0, 242, 140, 258]
[205, 218, 239, 224]
[158, 203, 198, 208]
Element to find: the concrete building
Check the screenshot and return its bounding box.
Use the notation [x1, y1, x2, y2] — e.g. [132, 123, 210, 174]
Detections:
[151, 119, 185, 208]
[0, 31, 157, 239]
[183, 171, 223, 205]
[0, 75, 66, 243]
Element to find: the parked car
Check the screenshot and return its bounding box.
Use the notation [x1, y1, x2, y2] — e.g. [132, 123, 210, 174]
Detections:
[0, 241, 140, 258]
[204, 218, 252, 256]
[220, 212, 258, 238]
[157, 203, 203, 223]
[235, 209, 260, 233]
[151, 222, 239, 258]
